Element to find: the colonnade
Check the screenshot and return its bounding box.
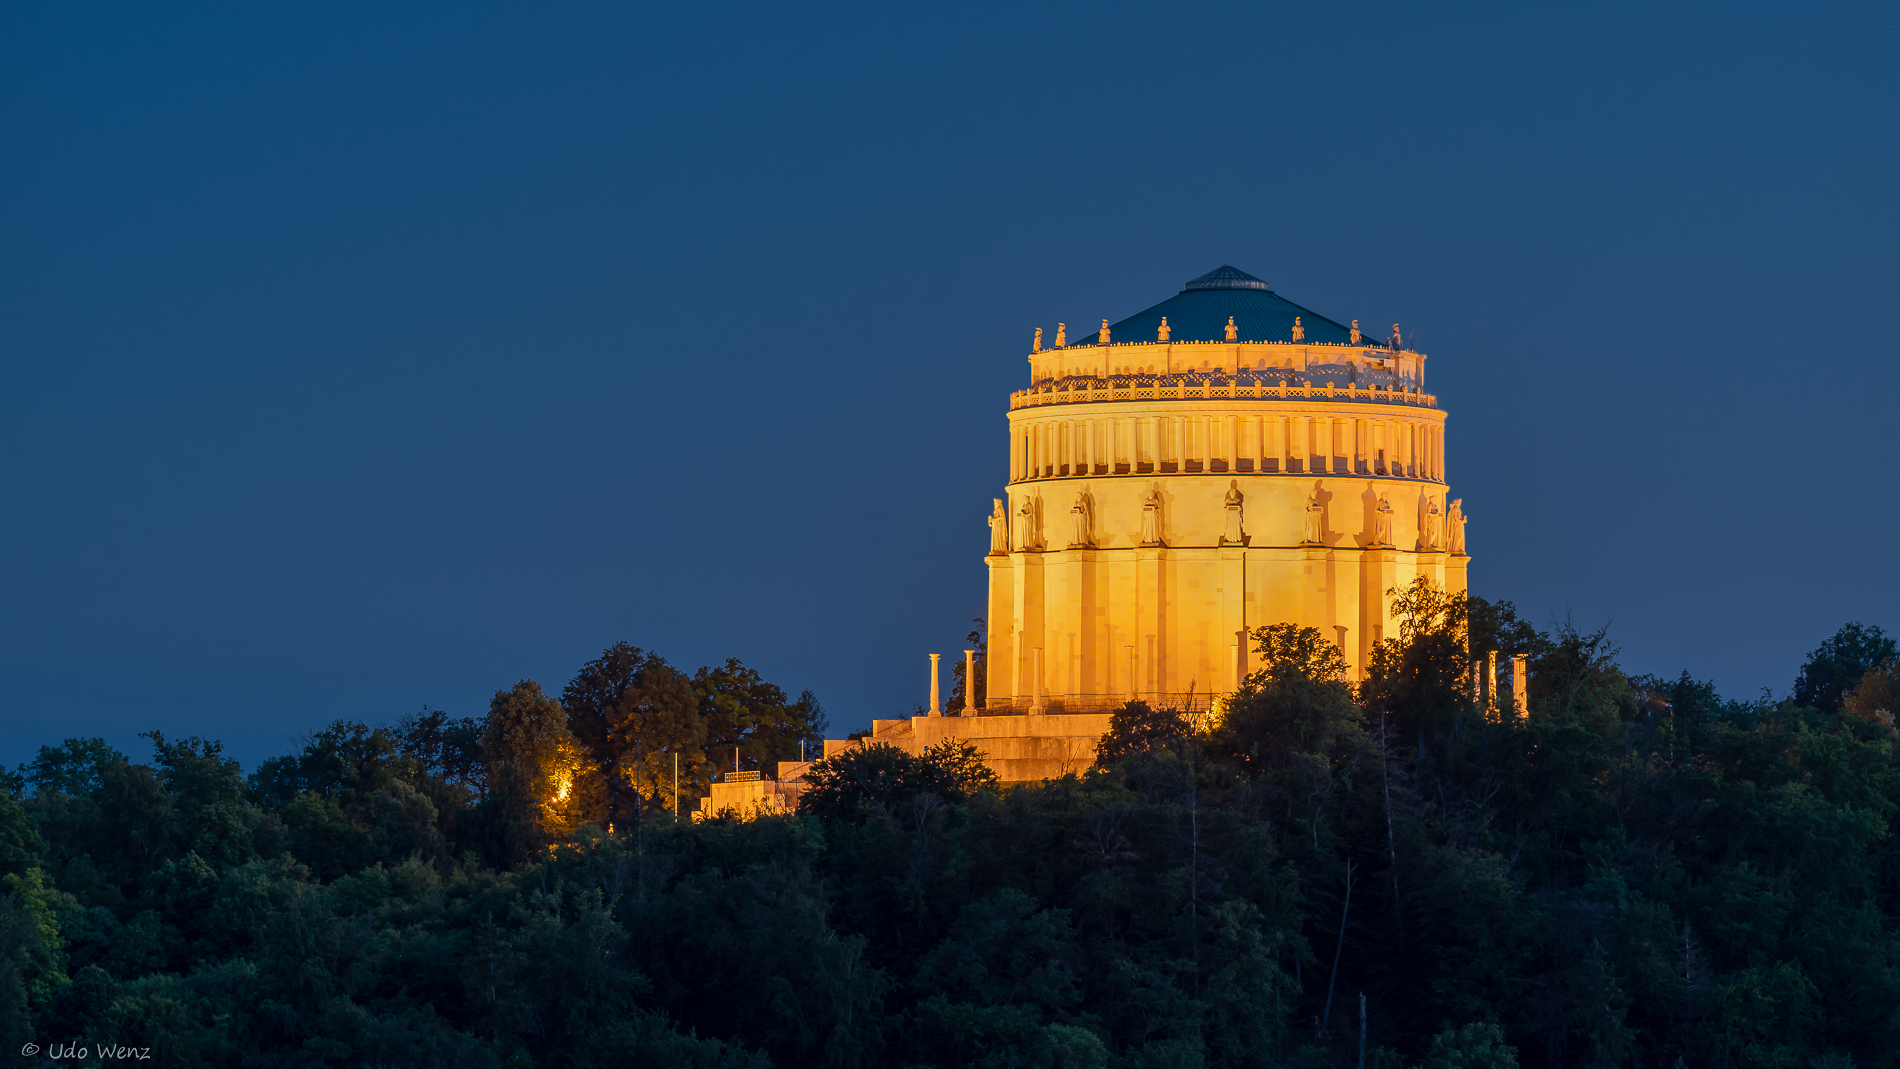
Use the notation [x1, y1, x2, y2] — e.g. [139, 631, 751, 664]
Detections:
[1012, 412, 1444, 483]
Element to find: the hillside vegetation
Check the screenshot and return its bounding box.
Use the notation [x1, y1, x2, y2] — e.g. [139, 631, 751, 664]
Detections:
[2, 590, 1898, 1069]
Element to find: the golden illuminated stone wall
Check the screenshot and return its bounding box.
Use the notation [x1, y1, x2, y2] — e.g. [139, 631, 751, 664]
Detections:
[984, 338, 1468, 712]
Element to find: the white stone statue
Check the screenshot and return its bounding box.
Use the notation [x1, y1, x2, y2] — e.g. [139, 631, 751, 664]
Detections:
[1374, 495, 1393, 547]
[1291, 316, 1305, 342]
[1221, 481, 1245, 545]
[1158, 317, 1170, 342]
[1350, 319, 1361, 345]
[1069, 489, 1094, 548]
[1302, 487, 1324, 544]
[1015, 495, 1041, 552]
[988, 498, 1009, 555]
[1417, 493, 1443, 551]
[1448, 498, 1467, 555]
[1139, 484, 1163, 545]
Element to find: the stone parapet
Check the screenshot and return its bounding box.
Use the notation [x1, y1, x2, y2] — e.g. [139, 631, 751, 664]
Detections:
[1013, 374, 1437, 411]
[818, 712, 1116, 785]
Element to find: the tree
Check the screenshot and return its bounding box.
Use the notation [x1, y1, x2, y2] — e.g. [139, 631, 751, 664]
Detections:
[799, 739, 996, 822]
[248, 720, 414, 811]
[1467, 597, 1550, 663]
[143, 732, 260, 868]
[1421, 1022, 1518, 1069]
[20, 739, 126, 798]
[480, 680, 584, 855]
[1361, 578, 1472, 744]
[1211, 624, 1367, 844]
[563, 644, 707, 829]
[694, 658, 827, 775]
[1842, 658, 1897, 725]
[1215, 623, 1362, 766]
[395, 707, 488, 799]
[1094, 701, 1194, 766]
[1794, 622, 1897, 713]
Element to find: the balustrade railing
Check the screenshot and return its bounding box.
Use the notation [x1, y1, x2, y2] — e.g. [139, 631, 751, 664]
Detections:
[1010, 374, 1437, 410]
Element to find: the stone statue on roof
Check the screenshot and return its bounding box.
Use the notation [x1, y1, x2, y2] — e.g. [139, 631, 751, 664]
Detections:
[988, 498, 1009, 555]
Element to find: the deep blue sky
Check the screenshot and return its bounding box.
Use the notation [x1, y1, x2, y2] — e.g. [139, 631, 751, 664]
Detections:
[2, 3, 1895, 769]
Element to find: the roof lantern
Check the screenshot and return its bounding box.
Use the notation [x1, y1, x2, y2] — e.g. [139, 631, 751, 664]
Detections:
[1182, 265, 1271, 292]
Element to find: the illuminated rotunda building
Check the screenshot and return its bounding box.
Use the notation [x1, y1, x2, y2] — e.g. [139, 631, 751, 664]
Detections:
[985, 265, 1467, 714]
[757, 265, 1473, 795]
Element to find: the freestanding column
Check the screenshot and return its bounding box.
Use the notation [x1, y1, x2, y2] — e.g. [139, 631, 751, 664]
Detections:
[929, 653, 941, 716]
[1126, 645, 1137, 701]
[1031, 648, 1045, 714]
[1486, 650, 1498, 718]
[961, 649, 977, 714]
[1512, 654, 1529, 716]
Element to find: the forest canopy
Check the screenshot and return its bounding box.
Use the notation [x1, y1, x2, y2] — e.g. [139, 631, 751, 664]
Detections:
[2, 599, 1898, 1069]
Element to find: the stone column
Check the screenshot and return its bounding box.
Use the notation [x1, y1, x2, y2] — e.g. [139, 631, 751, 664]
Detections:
[929, 654, 941, 717]
[1512, 654, 1529, 716]
[1486, 650, 1498, 718]
[961, 650, 977, 714]
[986, 553, 1014, 705]
[1031, 647, 1045, 714]
[1221, 540, 1245, 690]
[1126, 645, 1137, 700]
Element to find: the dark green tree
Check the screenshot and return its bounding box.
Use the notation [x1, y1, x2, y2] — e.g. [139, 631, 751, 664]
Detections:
[1794, 622, 1897, 713]
[563, 643, 707, 826]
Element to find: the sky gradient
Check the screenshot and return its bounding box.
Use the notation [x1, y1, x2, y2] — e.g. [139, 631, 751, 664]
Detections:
[2, 2, 1896, 768]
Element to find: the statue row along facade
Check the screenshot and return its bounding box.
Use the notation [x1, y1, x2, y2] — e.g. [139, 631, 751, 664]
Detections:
[982, 265, 1470, 713]
[991, 482, 1466, 557]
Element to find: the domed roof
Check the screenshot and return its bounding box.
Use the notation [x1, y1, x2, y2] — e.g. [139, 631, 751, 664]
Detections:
[1074, 265, 1369, 347]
